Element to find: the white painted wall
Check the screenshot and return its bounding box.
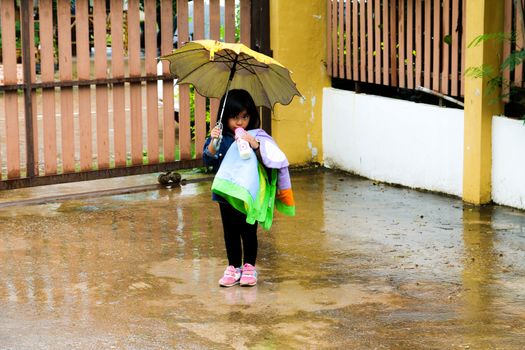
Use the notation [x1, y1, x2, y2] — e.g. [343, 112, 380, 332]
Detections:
[492, 117, 525, 210]
[322, 88, 525, 209]
[322, 88, 464, 197]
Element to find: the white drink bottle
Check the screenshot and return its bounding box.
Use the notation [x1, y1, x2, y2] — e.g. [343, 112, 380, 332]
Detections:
[235, 127, 252, 160]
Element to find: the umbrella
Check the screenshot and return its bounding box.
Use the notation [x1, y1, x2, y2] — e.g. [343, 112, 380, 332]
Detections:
[159, 40, 301, 149]
[159, 40, 301, 111]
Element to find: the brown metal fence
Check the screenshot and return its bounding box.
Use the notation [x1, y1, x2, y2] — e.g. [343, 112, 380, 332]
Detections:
[0, 0, 269, 190]
[327, 0, 524, 98]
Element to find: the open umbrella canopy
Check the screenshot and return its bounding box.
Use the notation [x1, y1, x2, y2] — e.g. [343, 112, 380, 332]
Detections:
[159, 40, 301, 110]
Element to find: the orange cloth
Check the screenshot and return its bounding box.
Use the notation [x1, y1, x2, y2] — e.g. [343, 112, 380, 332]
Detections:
[276, 188, 295, 207]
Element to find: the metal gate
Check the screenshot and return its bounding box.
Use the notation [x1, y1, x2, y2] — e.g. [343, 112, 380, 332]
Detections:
[0, 0, 270, 190]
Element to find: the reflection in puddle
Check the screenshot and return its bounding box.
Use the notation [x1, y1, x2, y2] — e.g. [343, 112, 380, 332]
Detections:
[0, 173, 524, 349]
[0, 183, 220, 312]
[461, 206, 499, 348]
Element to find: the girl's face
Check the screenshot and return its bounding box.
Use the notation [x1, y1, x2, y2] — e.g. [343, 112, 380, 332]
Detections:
[227, 109, 251, 132]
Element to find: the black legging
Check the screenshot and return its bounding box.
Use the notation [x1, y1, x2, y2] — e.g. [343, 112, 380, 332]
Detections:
[219, 202, 258, 268]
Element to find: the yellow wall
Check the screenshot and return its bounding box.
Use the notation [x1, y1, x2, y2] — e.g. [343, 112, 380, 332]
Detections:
[463, 0, 504, 204]
[270, 0, 330, 165]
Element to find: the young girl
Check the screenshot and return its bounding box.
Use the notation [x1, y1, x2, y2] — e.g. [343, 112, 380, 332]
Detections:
[203, 89, 262, 287]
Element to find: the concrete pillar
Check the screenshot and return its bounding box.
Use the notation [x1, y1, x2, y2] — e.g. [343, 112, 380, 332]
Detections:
[269, 0, 330, 165]
[463, 0, 504, 204]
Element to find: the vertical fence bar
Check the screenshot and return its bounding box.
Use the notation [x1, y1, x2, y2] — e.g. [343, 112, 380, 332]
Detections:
[161, 0, 176, 162]
[406, 0, 414, 89]
[367, 0, 374, 83]
[1, 0, 20, 178]
[241, 0, 252, 45]
[424, 0, 432, 88]
[521, 0, 525, 87]
[515, 0, 524, 87]
[390, 0, 398, 86]
[332, 0, 338, 77]
[432, 0, 441, 91]
[177, 0, 191, 160]
[209, 0, 220, 126]
[227, 0, 245, 134]
[374, 0, 381, 84]
[441, 0, 450, 94]
[128, 0, 143, 165]
[360, 0, 366, 81]
[345, 0, 351, 80]
[502, 0, 512, 101]
[21, 0, 36, 178]
[327, 0, 333, 77]
[145, 0, 159, 163]
[451, 0, 460, 96]
[415, 0, 422, 88]
[57, 0, 75, 173]
[93, 0, 109, 168]
[398, 0, 406, 88]
[338, 0, 345, 78]
[460, 0, 466, 96]
[240, 0, 253, 135]
[76, 0, 92, 171]
[517, 0, 525, 87]
[28, 5, 38, 176]
[39, 0, 57, 175]
[110, 0, 127, 167]
[383, 0, 390, 85]
[352, 0, 359, 80]
[225, 0, 236, 42]
[194, 0, 207, 158]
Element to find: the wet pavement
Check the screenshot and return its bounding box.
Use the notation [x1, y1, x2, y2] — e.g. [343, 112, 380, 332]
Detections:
[0, 168, 524, 349]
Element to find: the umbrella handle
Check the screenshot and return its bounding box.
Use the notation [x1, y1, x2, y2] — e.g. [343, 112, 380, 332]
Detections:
[211, 122, 223, 150]
[211, 66, 234, 152]
[211, 135, 222, 150]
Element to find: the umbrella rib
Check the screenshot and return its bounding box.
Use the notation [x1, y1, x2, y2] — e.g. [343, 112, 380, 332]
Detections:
[204, 50, 268, 72]
[214, 57, 235, 67]
[236, 62, 264, 73]
[214, 51, 238, 70]
[237, 57, 268, 69]
[234, 58, 268, 75]
[237, 56, 268, 67]
[215, 50, 237, 62]
[236, 63, 256, 74]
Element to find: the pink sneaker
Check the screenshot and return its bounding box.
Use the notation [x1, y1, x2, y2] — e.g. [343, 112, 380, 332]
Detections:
[219, 266, 242, 287]
[240, 263, 257, 287]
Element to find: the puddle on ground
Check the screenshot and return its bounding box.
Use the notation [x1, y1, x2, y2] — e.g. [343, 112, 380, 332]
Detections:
[148, 257, 402, 314]
[0, 170, 524, 349]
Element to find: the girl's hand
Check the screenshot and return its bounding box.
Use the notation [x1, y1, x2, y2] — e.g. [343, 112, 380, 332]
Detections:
[207, 126, 222, 155]
[210, 126, 222, 139]
[242, 133, 259, 150]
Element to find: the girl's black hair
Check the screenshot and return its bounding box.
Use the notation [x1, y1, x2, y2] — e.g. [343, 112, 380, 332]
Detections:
[218, 89, 260, 134]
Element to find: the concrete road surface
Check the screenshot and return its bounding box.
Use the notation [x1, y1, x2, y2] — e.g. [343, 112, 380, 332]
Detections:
[0, 168, 524, 349]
